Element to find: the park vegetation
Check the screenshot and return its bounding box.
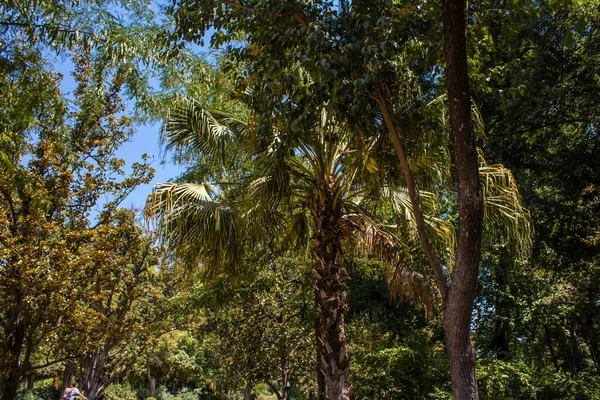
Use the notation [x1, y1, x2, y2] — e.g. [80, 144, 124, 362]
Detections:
[1, 0, 599, 399]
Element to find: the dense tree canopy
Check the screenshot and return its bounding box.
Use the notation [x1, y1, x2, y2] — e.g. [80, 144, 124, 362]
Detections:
[1, 0, 599, 399]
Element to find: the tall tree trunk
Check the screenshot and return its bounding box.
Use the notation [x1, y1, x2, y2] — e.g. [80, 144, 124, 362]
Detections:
[1, 296, 26, 400]
[545, 326, 559, 370]
[442, 0, 484, 399]
[312, 194, 351, 400]
[581, 320, 600, 375]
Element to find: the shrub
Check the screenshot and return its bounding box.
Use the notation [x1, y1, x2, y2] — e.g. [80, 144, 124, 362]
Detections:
[156, 386, 171, 400]
[289, 388, 305, 400]
[15, 388, 59, 400]
[33, 378, 55, 390]
[137, 388, 151, 399]
[176, 389, 198, 400]
[103, 382, 137, 400]
[251, 384, 270, 396]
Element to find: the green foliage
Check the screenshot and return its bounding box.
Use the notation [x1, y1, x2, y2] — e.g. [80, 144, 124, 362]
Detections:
[477, 360, 600, 400]
[103, 382, 137, 400]
[476, 359, 537, 399]
[32, 379, 55, 390]
[288, 388, 306, 400]
[251, 384, 271, 396]
[14, 387, 58, 400]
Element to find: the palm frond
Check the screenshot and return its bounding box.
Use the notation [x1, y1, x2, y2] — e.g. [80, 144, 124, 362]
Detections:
[145, 182, 239, 275]
[341, 211, 437, 316]
[388, 261, 437, 318]
[479, 153, 533, 260]
[162, 97, 246, 162]
[379, 186, 456, 254]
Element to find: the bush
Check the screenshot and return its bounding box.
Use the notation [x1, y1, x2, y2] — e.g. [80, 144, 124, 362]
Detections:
[477, 359, 537, 399]
[103, 382, 137, 400]
[289, 388, 305, 400]
[156, 386, 171, 400]
[33, 378, 55, 390]
[477, 359, 600, 400]
[15, 388, 59, 400]
[137, 388, 151, 399]
[251, 384, 270, 396]
[175, 388, 198, 400]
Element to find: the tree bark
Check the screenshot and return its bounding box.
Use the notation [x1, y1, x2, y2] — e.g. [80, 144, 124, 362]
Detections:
[442, 0, 484, 399]
[544, 326, 559, 370]
[314, 293, 327, 400]
[243, 382, 253, 400]
[147, 359, 156, 397]
[374, 89, 449, 300]
[312, 190, 351, 400]
[492, 252, 511, 360]
[569, 324, 582, 372]
[0, 295, 26, 400]
[27, 373, 36, 389]
[59, 362, 74, 400]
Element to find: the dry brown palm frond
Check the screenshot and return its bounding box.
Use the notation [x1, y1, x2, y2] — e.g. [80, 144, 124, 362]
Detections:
[388, 260, 438, 318]
[478, 149, 533, 260]
[341, 212, 437, 315]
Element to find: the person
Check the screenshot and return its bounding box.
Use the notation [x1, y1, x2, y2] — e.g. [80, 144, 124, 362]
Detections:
[64, 382, 87, 400]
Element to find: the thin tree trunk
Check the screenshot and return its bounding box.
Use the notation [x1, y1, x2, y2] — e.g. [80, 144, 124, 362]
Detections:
[442, 0, 484, 398]
[581, 320, 600, 375]
[59, 362, 74, 400]
[27, 373, 36, 389]
[147, 359, 156, 397]
[243, 382, 253, 400]
[492, 252, 511, 360]
[1, 298, 26, 400]
[312, 194, 351, 400]
[374, 89, 449, 300]
[569, 324, 582, 372]
[545, 326, 559, 370]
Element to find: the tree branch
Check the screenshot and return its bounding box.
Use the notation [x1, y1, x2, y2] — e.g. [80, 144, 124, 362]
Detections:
[373, 87, 449, 301]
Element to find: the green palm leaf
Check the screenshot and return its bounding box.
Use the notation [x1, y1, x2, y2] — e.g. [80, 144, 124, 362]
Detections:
[145, 182, 239, 275]
[162, 97, 246, 162]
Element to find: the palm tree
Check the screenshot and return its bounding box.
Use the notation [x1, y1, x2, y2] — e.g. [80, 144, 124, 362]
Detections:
[146, 99, 454, 399]
[146, 97, 531, 399]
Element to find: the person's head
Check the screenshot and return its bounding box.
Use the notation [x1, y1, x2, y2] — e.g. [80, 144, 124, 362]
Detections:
[71, 382, 78, 388]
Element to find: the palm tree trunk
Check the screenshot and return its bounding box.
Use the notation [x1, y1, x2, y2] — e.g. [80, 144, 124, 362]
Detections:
[312, 196, 351, 400]
[314, 293, 327, 400]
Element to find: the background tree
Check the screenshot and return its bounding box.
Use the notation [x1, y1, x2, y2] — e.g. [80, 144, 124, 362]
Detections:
[0, 44, 153, 399]
[57, 209, 171, 400]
